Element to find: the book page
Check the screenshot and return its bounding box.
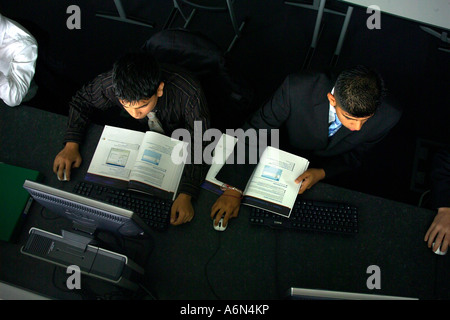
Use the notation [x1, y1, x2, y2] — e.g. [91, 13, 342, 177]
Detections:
[129, 131, 188, 197]
[242, 146, 309, 217]
[202, 133, 238, 194]
[86, 125, 145, 184]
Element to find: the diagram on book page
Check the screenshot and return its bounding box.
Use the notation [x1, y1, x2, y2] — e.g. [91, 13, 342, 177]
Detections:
[87, 126, 143, 182]
[141, 149, 161, 165]
[244, 147, 308, 207]
[261, 165, 282, 181]
[106, 148, 130, 168]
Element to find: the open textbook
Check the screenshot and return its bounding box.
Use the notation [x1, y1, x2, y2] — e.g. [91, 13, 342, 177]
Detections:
[85, 125, 188, 200]
[202, 134, 310, 217]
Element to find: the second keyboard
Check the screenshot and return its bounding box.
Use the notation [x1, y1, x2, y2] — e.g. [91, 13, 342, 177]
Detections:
[249, 199, 358, 234]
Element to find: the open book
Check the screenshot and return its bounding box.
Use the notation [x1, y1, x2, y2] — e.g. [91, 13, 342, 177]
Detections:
[85, 125, 188, 200]
[201, 134, 309, 217]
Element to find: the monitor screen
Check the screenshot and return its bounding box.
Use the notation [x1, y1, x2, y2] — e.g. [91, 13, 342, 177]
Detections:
[287, 287, 417, 300]
[23, 180, 151, 237]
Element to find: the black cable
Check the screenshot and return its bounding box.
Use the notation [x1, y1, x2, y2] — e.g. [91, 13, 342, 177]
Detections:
[204, 231, 223, 300]
[274, 228, 282, 299]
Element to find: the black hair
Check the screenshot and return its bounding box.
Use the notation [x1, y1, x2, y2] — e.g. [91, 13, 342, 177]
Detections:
[334, 65, 386, 118]
[112, 51, 161, 102]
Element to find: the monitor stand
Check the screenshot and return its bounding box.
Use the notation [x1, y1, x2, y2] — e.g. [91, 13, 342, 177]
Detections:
[21, 227, 144, 292]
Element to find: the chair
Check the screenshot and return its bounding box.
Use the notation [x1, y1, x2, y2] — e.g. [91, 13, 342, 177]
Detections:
[164, 0, 246, 53]
[285, 0, 353, 68]
[420, 26, 450, 53]
[96, 0, 154, 28]
[143, 28, 253, 131]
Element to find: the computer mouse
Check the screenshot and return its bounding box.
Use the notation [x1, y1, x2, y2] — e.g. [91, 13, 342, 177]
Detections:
[57, 170, 68, 181]
[213, 217, 227, 231]
[433, 242, 448, 256]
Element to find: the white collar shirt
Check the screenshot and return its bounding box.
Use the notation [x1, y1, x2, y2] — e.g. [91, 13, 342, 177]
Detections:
[0, 14, 38, 107]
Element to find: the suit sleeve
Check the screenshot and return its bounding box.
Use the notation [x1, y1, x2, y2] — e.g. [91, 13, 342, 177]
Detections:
[431, 148, 450, 209]
[216, 75, 293, 190]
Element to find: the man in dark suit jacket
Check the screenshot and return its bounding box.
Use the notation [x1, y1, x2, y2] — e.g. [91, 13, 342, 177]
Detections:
[211, 65, 402, 227]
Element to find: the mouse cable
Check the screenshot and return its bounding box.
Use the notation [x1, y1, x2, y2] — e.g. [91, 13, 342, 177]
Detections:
[204, 232, 222, 300]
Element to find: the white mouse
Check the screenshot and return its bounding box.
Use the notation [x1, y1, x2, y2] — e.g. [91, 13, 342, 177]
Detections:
[213, 217, 227, 231]
[433, 242, 448, 256]
[57, 170, 68, 181]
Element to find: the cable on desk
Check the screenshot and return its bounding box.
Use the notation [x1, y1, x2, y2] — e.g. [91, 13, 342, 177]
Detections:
[274, 229, 282, 299]
[204, 232, 223, 300]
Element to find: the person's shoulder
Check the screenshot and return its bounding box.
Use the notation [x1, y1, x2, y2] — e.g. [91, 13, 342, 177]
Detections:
[161, 63, 203, 95]
[284, 69, 332, 87]
[377, 94, 403, 122]
[280, 69, 332, 99]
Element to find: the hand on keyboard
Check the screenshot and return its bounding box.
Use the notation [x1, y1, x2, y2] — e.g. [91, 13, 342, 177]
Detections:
[171, 193, 194, 225]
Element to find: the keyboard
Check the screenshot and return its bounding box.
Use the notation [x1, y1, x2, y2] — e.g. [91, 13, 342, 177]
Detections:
[249, 199, 358, 234]
[73, 181, 172, 231]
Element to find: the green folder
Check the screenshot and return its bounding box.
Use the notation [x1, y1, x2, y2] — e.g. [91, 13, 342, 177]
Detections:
[0, 163, 41, 242]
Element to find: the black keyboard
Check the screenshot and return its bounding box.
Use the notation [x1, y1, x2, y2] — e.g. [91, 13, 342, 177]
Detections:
[73, 181, 172, 231]
[249, 199, 358, 234]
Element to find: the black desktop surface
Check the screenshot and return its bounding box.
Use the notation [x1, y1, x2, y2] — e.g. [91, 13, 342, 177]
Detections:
[0, 106, 448, 301]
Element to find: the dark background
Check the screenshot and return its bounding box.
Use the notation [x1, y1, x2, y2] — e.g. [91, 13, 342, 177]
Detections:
[1, 0, 449, 206]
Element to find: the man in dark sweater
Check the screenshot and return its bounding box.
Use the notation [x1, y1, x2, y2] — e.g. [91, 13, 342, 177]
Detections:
[211, 65, 402, 227]
[53, 52, 210, 226]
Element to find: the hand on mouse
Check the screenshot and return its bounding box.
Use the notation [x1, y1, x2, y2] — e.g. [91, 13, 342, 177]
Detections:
[424, 207, 450, 254]
[53, 142, 82, 181]
[210, 189, 241, 228]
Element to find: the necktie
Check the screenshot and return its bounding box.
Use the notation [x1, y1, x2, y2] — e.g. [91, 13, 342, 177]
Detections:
[147, 112, 165, 134]
[328, 113, 342, 137]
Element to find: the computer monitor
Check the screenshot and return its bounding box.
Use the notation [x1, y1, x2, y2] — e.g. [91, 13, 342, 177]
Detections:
[23, 180, 151, 237]
[287, 287, 418, 300]
[20, 180, 149, 291]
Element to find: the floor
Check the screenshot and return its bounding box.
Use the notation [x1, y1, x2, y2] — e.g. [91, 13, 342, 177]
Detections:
[2, 0, 449, 206]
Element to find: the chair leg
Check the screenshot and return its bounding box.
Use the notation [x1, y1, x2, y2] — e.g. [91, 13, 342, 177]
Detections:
[331, 6, 353, 66]
[226, 20, 246, 53]
[226, 0, 240, 36]
[96, 0, 154, 28]
[311, 0, 326, 49]
[165, 0, 196, 29]
[163, 7, 179, 29]
[183, 8, 197, 28]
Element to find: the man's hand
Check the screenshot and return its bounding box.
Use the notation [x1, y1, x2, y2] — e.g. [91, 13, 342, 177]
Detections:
[210, 189, 242, 228]
[52, 142, 82, 181]
[424, 207, 450, 253]
[171, 193, 194, 225]
[295, 168, 326, 194]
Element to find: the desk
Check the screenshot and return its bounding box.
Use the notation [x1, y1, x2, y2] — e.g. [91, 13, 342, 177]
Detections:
[339, 0, 450, 31]
[1, 106, 449, 300]
[339, 0, 450, 52]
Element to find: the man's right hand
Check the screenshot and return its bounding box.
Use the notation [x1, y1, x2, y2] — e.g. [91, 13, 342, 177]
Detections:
[210, 189, 242, 228]
[52, 142, 82, 181]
